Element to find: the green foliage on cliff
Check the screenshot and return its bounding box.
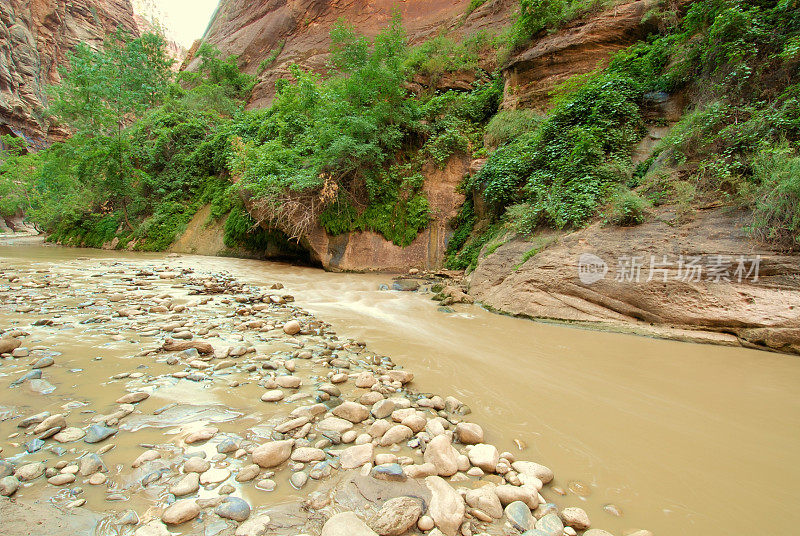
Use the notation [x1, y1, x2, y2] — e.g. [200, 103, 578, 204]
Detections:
[231, 17, 501, 246]
[20, 33, 260, 252]
[459, 0, 799, 258]
[0, 136, 37, 219]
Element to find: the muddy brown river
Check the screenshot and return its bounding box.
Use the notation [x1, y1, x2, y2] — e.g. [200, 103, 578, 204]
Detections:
[1, 241, 799, 536]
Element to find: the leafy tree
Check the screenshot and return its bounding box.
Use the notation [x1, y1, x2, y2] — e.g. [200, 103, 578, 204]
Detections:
[48, 31, 173, 229]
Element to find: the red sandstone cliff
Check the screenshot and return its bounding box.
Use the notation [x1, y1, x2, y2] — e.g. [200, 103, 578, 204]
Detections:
[197, 0, 517, 110]
[0, 0, 139, 143]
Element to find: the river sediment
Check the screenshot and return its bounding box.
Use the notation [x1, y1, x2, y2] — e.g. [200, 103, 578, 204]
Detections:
[1, 244, 799, 536]
[0, 248, 633, 536]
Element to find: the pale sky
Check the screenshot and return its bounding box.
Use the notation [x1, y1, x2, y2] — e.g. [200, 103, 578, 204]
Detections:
[144, 0, 221, 48]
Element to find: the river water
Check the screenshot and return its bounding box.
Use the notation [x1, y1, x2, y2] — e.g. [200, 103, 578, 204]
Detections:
[2, 241, 799, 535]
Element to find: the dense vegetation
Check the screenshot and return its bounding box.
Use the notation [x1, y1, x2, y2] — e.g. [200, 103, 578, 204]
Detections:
[0, 18, 501, 254]
[1, 0, 797, 270]
[449, 0, 800, 270]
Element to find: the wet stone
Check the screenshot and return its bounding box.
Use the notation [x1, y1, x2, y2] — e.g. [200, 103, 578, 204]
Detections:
[84, 424, 118, 443]
[371, 463, 407, 482]
[31, 356, 54, 369]
[290, 471, 308, 489]
[216, 496, 251, 522]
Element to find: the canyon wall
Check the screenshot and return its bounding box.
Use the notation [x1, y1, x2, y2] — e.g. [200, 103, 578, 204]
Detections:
[0, 0, 140, 144]
[197, 0, 517, 110]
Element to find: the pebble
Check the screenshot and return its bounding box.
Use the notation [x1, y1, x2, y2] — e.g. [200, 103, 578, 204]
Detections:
[560, 507, 591, 530]
[425, 476, 465, 536]
[31, 356, 53, 368]
[340, 443, 374, 469]
[216, 496, 251, 522]
[235, 464, 260, 482]
[162, 499, 201, 525]
[79, 453, 106, 476]
[321, 512, 378, 536]
[261, 389, 285, 402]
[368, 496, 423, 536]
[200, 468, 230, 485]
[290, 471, 308, 489]
[255, 478, 276, 491]
[252, 439, 294, 468]
[505, 501, 534, 532]
[53, 427, 85, 442]
[0, 475, 20, 496]
[184, 457, 211, 473]
[170, 472, 200, 496]
[84, 424, 117, 443]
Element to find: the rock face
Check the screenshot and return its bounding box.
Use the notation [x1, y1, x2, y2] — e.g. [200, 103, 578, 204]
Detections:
[468, 206, 800, 354]
[247, 155, 471, 271]
[0, 0, 139, 143]
[198, 0, 518, 271]
[198, 0, 515, 110]
[502, 0, 664, 110]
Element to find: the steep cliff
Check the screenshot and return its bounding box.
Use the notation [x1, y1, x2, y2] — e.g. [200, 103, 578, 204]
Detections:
[0, 0, 139, 143]
[198, 0, 516, 110]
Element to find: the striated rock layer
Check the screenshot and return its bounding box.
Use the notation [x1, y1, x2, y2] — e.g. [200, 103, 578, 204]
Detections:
[0, 0, 139, 143]
[468, 206, 800, 354]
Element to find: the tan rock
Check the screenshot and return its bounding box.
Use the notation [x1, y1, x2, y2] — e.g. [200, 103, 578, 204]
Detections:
[162, 499, 201, 525]
[425, 476, 464, 536]
[252, 439, 294, 468]
[340, 443, 374, 469]
[423, 434, 459, 476]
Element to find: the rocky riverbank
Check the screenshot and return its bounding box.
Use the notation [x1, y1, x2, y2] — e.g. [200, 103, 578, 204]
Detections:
[0, 254, 649, 536]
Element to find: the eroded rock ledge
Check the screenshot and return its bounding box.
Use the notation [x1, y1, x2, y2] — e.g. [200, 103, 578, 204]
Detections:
[468, 206, 800, 354]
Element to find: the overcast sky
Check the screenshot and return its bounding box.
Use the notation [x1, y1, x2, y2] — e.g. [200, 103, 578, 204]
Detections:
[153, 0, 220, 47]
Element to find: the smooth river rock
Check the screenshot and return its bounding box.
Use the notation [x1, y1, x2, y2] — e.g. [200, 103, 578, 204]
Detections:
[216, 497, 251, 522]
[162, 499, 201, 525]
[321, 512, 378, 536]
[505, 501, 534, 532]
[170, 472, 200, 496]
[425, 476, 464, 536]
[84, 424, 117, 443]
[423, 435, 459, 477]
[252, 439, 294, 468]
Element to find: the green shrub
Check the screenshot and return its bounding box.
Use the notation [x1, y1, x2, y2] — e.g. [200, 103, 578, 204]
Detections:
[446, 222, 502, 271]
[474, 71, 644, 227]
[484, 109, 541, 149]
[606, 189, 651, 226]
[503, 203, 539, 236]
[749, 144, 800, 248]
[509, 0, 613, 49]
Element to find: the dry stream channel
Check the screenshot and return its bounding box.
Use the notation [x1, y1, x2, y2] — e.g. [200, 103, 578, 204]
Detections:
[0, 241, 798, 536]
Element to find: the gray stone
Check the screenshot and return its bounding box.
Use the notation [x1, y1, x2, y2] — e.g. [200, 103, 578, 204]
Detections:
[79, 453, 107, 476]
[535, 513, 565, 536]
[0, 460, 15, 478]
[505, 501, 534, 532]
[84, 424, 117, 443]
[31, 356, 54, 369]
[370, 463, 406, 482]
[215, 497, 251, 522]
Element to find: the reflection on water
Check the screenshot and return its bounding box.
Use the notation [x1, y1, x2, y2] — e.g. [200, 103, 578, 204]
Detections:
[2, 243, 799, 535]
